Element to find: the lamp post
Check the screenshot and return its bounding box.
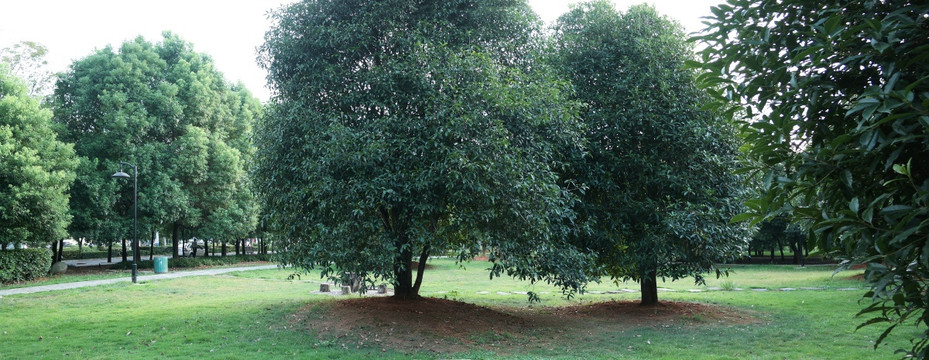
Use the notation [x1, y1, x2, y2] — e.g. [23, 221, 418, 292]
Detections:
[112, 162, 138, 283]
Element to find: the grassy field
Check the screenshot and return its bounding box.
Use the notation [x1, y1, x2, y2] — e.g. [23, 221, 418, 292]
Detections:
[0, 258, 914, 359]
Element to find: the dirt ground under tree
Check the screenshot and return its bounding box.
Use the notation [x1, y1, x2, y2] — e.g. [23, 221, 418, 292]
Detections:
[292, 296, 758, 355]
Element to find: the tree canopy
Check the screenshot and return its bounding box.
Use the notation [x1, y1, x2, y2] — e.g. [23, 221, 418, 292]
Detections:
[0, 64, 76, 249]
[696, 0, 929, 356]
[550, 1, 747, 305]
[52, 33, 261, 256]
[256, 0, 593, 299]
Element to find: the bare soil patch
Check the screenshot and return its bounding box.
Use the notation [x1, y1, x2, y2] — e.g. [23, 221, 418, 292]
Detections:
[293, 297, 758, 354]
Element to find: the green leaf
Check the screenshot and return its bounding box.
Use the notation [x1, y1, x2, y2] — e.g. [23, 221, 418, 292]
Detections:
[891, 226, 919, 245]
[849, 197, 860, 213]
[856, 317, 890, 331]
[730, 213, 756, 223]
[842, 170, 853, 189]
[881, 205, 914, 216]
[824, 15, 843, 36]
[847, 97, 880, 118]
[874, 324, 898, 349]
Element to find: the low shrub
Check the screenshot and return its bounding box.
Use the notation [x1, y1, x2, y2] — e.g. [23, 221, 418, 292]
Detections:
[0, 249, 52, 284]
[108, 254, 274, 270]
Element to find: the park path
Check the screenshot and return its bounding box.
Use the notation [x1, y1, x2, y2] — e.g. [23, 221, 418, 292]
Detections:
[0, 264, 278, 297]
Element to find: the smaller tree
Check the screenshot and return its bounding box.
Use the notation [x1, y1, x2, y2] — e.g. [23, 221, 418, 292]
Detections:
[750, 215, 807, 264]
[0, 65, 76, 250]
[550, 1, 747, 306]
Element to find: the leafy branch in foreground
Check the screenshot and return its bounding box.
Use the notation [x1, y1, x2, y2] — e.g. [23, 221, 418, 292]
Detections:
[696, 0, 929, 357]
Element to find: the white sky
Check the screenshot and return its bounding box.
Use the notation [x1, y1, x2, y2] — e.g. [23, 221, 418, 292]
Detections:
[0, 0, 722, 102]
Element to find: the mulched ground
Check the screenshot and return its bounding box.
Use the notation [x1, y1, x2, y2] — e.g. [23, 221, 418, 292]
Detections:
[291, 296, 758, 354]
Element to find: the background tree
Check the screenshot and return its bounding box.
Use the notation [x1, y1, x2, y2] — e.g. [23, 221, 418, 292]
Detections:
[66, 157, 121, 261]
[52, 33, 261, 259]
[256, 0, 593, 299]
[0, 64, 76, 251]
[749, 215, 807, 264]
[696, 0, 929, 356]
[0, 41, 55, 98]
[550, 1, 747, 306]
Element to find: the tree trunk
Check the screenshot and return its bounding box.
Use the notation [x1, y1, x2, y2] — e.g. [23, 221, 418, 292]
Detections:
[412, 245, 430, 295]
[221, 241, 227, 257]
[58, 239, 64, 262]
[121, 238, 128, 263]
[393, 247, 415, 299]
[78, 238, 83, 259]
[234, 239, 240, 255]
[171, 223, 180, 258]
[149, 229, 155, 261]
[107, 242, 113, 263]
[640, 272, 659, 306]
[51, 240, 59, 263]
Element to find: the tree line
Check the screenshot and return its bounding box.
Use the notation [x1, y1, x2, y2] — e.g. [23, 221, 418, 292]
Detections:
[2, 33, 265, 263]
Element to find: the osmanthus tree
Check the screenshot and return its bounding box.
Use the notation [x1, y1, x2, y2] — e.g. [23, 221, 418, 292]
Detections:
[549, 1, 748, 306]
[695, 0, 929, 356]
[52, 33, 261, 259]
[0, 65, 76, 250]
[255, 0, 593, 299]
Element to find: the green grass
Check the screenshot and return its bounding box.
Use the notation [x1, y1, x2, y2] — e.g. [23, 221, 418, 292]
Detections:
[0, 258, 913, 359]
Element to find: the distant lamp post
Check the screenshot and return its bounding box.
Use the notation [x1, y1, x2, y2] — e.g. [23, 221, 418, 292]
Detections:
[112, 162, 139, 284]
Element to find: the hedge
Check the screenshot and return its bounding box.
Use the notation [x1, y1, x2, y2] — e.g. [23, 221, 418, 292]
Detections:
[60, 247, 173, 260]
[108, 254, 274, 270]
[0, 249, 52, 284]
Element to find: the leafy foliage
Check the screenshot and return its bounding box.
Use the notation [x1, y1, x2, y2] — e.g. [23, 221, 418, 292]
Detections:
[0, 248, 52, 284]
[0, 65, 77, 249]
[696, 0, 929, 356]
[52, 33, 261, 256]
[256, 0, 593, 298]
[550, 1, 747, 305]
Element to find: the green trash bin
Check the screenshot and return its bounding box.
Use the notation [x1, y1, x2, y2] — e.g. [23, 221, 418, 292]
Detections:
[154, 257, 168, 274]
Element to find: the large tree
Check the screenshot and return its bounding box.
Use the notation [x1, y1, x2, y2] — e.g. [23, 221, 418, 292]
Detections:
[52, 33, 260, 259]
[550, 2, 747, 306]
[0, 64, 76, 250]
[256, 0, 592, 299]
[696, 0, 929, 356]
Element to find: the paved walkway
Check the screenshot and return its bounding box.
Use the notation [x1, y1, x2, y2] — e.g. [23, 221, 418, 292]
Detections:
[0, 264, 278, 297]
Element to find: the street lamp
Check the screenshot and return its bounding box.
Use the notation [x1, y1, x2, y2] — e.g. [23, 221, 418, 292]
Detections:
[112, 162, 138, 284]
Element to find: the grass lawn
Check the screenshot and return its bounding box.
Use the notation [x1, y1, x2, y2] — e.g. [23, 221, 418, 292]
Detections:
[0, 258, 914, 359]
